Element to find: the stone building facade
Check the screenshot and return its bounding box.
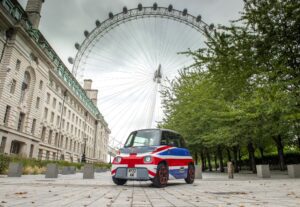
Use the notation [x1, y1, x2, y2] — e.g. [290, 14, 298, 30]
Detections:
[0, 0, 110, 163]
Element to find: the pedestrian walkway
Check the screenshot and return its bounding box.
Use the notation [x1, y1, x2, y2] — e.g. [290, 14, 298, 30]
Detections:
[0, 171, 299, 207]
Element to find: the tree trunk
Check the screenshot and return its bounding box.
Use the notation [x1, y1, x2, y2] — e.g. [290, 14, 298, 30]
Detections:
[194, 152, 198, 165]
[273, 135, 285, 171]
[201, 151, 206, 171]
[232, 145, 239, 173]
[238, 147, 242, 171]
[217, 145, 224, 172]
[259, 147, 265, 164]
[298, 137, 300, 149]
[206, 150, 212, 171]
[214, 152, 219, 171]
[226, 148, 232, 162]
[247, 142, 256, 173]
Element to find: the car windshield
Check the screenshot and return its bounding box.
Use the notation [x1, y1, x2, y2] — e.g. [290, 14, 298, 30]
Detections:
[124, 129, 161, 148]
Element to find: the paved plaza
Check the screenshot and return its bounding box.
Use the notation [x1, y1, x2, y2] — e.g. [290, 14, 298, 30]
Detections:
[0, 172, 299, 207]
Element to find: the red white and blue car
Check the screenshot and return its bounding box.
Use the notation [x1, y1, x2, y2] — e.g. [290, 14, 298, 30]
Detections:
[111, 129, 195, 187]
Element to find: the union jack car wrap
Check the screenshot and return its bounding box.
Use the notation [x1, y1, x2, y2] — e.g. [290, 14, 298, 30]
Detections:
[111, 129, 195, 187]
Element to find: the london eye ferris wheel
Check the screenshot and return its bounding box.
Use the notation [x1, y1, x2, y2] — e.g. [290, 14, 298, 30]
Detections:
[69, 3, 212, 147]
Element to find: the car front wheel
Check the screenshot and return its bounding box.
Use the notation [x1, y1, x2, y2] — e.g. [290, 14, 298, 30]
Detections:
[152, 162, 168, 188]
[112, 177, 127, 185]
[185, 164, 195, 184]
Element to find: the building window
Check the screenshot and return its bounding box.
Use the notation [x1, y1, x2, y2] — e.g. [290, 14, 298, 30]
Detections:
[46, 151, 50, 160]
[29, 144, 34, 158]
[63, 107, 66, 116]
[68, 110, 71, 119]
[3, 105, 11, 124]
[60, 136, 64, 148]
[31, 119, 36, 134]
[10, 79, 16, 94]
[58, 102, 62, 112]
[65, 138, 68, 150]
[52, 98, 56, 109]
[46, 93, 50, 104]
[20, 71, 30, 103]
[56, 115, 60, 126]
[50, 112, 54, 123]
[35, 97, 40, 109]
[0, 137, 7, 153]
[39, 80, 43, 90]
[41, 127, 46, 141]
[38, 149, 43, 160]
[15, 59, 21, 71]
[17, 112, 25, 132]
[54, 133, 58, 147]
[10, 141, 21, 154]
[48, 130, 53, 144]
[44, 108, 48, 120]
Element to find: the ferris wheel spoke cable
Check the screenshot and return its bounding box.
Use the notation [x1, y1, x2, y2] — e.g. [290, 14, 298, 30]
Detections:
[142, 17, 158, 69]
[94, 25, 151, 75]
[101, 80, 153, 119]
[106, 80, 154, 121]
[126, 19, 156, 72]
[89, 45, 152, 77]
[112, 82, 153, 140]
[99, 77, 152, 103]
[107, 81, 154, 135]
[162, 25, 197, 73]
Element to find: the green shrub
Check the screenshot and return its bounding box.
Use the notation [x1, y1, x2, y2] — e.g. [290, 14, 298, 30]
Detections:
[0, 154, 11, 174]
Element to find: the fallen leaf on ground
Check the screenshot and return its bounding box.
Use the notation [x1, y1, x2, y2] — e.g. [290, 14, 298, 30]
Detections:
[15, 192, 27, 195]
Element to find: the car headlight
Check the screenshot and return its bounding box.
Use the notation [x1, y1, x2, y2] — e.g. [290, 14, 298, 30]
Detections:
[144, 156, 152, 163]
[114, 156, 122, 163]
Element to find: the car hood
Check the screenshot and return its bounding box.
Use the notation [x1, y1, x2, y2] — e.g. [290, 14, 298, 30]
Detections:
[119, 146, 158, 154]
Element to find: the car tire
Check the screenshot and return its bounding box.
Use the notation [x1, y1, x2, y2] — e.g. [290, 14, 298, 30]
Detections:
[185, 164, 195, 184]
[152, 162, 168, 188]
[112, 177, 127, 185]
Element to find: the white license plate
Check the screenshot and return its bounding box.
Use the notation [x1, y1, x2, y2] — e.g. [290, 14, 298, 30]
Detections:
[127, 168, 137, 178]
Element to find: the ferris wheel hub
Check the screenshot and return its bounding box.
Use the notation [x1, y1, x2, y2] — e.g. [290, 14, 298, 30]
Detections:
[153, 64, 162, 84]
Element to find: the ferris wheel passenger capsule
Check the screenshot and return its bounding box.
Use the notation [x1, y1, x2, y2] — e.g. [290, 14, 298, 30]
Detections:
[183, 9, 188, 16]
[138, 3, 143, 11]
[168, 5, 173, 12]
[196, 15, 202, 22]
[123, 6, 128, 14]
[109, 12, 114, 19]
[153, 3, 158, 10]
[95, 20, 101, 27]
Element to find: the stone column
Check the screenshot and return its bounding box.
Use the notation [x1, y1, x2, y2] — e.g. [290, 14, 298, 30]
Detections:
[287, 164, 300, 178]
[8, 163, 23, 177]
[83, 164, 94, 179]
[256, 165, 270, 178]
[195, 165, 202, 179]
[45, 164, 58, 178]
[227, 162, 234, 179]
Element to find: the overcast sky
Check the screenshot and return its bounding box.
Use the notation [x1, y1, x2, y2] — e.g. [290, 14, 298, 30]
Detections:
[18, 0, 244, 147]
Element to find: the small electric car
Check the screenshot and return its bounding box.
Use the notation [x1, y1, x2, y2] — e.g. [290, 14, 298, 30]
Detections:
[111, 129, 195, 187]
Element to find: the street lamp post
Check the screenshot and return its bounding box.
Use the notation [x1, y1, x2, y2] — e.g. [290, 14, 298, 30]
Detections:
[56, 90, 67, 160]
[81, 111, 88, 163]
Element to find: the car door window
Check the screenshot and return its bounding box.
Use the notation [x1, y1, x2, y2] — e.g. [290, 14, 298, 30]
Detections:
[167, 132, 181, 148]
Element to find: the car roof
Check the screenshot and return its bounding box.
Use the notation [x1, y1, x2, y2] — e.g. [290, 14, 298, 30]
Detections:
[133, 128, 180, 135]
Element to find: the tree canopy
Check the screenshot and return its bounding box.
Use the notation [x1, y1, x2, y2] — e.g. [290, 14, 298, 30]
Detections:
[160, 0, 300, 171]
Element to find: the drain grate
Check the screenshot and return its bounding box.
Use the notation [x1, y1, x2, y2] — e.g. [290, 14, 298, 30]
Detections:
[205, 191, 248, 195]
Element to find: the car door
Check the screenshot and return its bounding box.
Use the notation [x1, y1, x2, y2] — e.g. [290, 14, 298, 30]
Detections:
[166, 132, 188, 178]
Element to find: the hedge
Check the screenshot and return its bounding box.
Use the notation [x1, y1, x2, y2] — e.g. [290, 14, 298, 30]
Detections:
[0, 154, 111, 174]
